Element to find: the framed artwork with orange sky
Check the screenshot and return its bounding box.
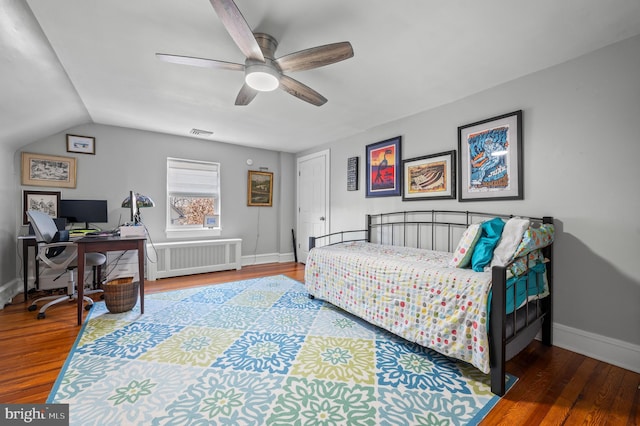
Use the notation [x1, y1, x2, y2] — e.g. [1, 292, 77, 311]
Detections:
[365, 136, 401, 197]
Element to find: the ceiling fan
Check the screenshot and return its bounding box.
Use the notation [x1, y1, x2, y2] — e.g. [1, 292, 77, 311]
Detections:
[156, 0, 354, 106]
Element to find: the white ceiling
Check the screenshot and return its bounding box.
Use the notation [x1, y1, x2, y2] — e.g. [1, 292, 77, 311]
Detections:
[3, 0, 640, 152]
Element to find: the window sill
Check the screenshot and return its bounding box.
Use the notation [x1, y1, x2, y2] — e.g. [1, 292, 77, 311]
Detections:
[165, 228, 222, 239]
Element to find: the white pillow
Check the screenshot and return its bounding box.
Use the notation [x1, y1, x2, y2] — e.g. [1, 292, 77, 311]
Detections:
[449, 223, 482, 268]
[490, 217, 530, 268]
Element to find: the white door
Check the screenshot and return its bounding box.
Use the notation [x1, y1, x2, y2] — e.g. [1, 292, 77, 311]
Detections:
[297, 150, 329, 263]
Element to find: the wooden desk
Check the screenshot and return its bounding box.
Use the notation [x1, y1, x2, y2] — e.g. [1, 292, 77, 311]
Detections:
[76, 235, 146, 326]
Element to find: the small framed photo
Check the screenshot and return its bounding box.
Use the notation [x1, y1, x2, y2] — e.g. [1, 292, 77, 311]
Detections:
[23, 190, 61, 224]
[347, 156, 359, 191]
[247, 170, 273, 207]
[203, 214, 219, 228]
[366, 136, 401, 197]
[402, 150, 456, 201]
[66, 134, 95, 155]
[458, 110, 523, 201]
[21, 152, 77, 188]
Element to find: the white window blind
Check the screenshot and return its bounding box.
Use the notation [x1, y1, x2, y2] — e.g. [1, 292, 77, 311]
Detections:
[167, 158, 219, 196]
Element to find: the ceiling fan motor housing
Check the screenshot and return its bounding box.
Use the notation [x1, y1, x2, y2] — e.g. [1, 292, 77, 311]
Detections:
[245, 59, 281, 91]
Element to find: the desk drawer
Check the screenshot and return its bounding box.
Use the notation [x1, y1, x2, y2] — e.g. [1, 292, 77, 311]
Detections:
[105, 250, 140, 282]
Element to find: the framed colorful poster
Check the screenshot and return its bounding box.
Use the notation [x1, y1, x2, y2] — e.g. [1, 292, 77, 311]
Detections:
[365, 136, 401, 197]
[402, 150, 456, 201]
[458, 110, 523, 201]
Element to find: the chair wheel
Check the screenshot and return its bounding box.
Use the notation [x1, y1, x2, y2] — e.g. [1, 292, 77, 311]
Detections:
[37, 312, 45, 319]
[85, 305, 92, 311]
[28, 305, 37, 311]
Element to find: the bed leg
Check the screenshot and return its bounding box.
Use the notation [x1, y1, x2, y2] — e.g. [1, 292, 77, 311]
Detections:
[490, 265, 507, 396]
[541, 298, 553, 346]
[491, 364, 506, 396]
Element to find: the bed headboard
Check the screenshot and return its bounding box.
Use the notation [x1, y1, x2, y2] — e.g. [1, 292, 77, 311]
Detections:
[309, 210, 552, 253]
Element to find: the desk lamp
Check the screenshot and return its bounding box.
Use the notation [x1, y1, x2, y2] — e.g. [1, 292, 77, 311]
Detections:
[121, 190, 155, 225]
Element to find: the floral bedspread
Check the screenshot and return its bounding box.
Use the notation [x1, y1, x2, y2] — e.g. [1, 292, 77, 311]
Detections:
[304, 241, 494, 373]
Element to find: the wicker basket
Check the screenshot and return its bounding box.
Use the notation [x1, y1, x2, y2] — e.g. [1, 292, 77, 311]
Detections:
[103, 278, 139, 313]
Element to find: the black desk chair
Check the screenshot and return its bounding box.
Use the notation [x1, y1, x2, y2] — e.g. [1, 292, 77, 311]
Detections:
[26, 210, 106, 319]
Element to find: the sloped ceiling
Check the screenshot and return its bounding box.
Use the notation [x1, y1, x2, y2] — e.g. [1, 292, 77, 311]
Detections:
[2, 0, 640, 152]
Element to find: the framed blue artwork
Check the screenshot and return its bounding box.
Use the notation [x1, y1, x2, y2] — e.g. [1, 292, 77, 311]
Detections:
[458, 110, 523, 201]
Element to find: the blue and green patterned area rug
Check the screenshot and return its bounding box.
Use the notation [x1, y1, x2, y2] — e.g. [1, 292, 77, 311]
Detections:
[48, 275, 515, 425]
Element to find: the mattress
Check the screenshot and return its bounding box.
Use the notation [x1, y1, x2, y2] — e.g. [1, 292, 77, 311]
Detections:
[304, 241, 495, 373]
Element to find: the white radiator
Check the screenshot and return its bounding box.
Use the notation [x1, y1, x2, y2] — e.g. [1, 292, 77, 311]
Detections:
[147, 239, 242, 281]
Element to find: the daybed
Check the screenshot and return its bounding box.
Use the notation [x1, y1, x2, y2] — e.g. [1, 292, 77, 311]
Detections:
[304, 210, 554, 395]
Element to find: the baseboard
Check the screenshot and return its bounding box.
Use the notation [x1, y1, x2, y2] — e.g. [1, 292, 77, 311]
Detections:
[278, 252, 295, 263]
[553, 322, 640, 374]
[241, 252, 296, 266]
[0, 278, 21, 310]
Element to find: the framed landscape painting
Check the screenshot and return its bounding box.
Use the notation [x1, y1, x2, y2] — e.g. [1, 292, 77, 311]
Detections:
[402, 150, 456, 201]
[66, 134, 95, 154]
[247, 170, 273, 207]
[21, 152, 77, 188]
[458, 110, 523, 201]
[366, 136, 401, 197]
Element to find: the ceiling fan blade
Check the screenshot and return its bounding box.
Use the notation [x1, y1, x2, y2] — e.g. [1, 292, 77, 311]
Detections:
[279, 75, 327, 106]
[209, 0, 265, 62]
[235, 83, 258, 106]
[276, 42, 353, 73]
[156, 53, 244, 71]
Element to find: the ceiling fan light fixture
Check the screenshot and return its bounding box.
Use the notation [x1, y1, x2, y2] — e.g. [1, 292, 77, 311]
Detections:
[245, 63, 280, 92]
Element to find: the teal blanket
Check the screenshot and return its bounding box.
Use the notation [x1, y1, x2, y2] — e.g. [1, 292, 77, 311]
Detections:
[488, 262, 547, 318]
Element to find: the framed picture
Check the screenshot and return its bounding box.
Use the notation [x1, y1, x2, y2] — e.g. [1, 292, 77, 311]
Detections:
[458, 110, 523, 201]
[366, 136, 401, 197]
[203, 214, 220, 228]
[23, 190, 61, 224]
[347, 156, 359, 191]
[21, 152, 77, 188]
[66, 134, 95, 154]
[402, 150, 456, 201]
[247, 170, 273, 206]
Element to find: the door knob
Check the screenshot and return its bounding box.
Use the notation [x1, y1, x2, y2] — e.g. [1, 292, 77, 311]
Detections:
[320, 216, 325, 221]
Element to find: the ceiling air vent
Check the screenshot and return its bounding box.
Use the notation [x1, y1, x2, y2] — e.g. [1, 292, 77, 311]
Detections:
[190, 128, 213, 137]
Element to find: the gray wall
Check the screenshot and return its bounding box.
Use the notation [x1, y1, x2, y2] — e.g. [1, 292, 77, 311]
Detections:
[0, 143, 19, 304]
[301, 35, 640, 348]
[14, 123, 296, 258]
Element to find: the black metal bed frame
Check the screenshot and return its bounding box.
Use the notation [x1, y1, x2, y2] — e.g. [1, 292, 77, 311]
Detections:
[308, 210, 553, 395]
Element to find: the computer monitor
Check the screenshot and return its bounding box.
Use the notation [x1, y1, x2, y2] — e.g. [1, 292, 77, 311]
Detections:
[59, 199, 108, 230]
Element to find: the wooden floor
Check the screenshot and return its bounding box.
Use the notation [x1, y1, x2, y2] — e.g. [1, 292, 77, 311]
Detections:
[1, 262, 638, 424]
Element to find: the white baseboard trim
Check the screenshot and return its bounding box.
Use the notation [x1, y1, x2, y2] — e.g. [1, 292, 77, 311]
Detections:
[278, 252, 295, 263]
[241, 252, 296, 266]
[553, 322, 640, 373]
[0, 278, 21, 310]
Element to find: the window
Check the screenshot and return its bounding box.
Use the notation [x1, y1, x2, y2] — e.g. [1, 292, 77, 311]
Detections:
[167, 158, 220, 236]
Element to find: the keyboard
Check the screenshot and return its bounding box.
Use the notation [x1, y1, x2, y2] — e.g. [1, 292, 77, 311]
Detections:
[85, 230, 119, 237]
